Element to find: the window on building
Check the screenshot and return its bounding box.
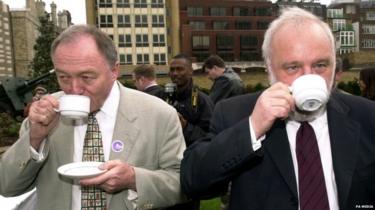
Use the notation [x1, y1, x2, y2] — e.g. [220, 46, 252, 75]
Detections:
[362, 24, 375, 34]
[153, 34, 165, 46]
[99, 15, 113, 27]
[189, 21, 206, 30]
[108, 34, 114, 40]
[134, 0, 147, 8]
[235, 21, 251, 30]
[117, 0, 130, 8]
[254, 7, 271, 16]
[119, 34, 132, 47]
[327, 9, 343, 18]
[240, 52, 259, 61]
[118, 15, 131, 27]
[137, 54, 150, 64]
[333, 19, 346, 31]
[187, 7, 203, 16]
[154, 53, 166, 65]
[192, 36, 210, 49]
[135, 15, 148, 27]
[151, 0, 164, 8]
[136, 34, 149, 47]
[99, 0, 112, 8]
[192, 52, 210, 62]
[120, 54, 133, 65]
[216, 35, 233, 50]
[152, 15, 164, 27]
[362, 39, 375, 49]
[366, 12, 375, 21]
[257, 21, 269, 30]
[233, 7, 249, 16]
[213, 21, 228, 30]
[210, 7, 226, 16]
[241, 36, 258, 49]
[340, 31, 355, 47]
[217, 52, 234, 61]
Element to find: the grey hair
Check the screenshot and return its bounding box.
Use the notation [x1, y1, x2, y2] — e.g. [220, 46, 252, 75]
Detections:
[262, 7, 336, 74]
[51, 24, 118, 69]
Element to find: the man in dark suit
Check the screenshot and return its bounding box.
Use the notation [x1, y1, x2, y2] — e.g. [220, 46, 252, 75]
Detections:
[132, 64, 165, 99]
[181, 7, 375, 210]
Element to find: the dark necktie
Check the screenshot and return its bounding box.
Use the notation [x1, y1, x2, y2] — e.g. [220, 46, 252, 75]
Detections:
[296, 122, 330, 210]
[81, 112, 107, 210]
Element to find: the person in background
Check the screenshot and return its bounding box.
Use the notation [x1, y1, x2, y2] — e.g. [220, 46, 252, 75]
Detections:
[0, 24, 186, 210]
[203, 55, 245, 105]
[166, 53, 214, 210]
[168, 53, 214, 146]
[132, 64, 165, 99]
[181, 7, 375, 210]
[23, 86, 48, 117]
[358, 67, 375, 100]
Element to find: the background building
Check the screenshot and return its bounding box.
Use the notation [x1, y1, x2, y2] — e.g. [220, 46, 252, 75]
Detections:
[180, 0, 276, 70]
[0, 1, 14, 77]
[86, 0, 172, 75]
[0, 0, 71, 78]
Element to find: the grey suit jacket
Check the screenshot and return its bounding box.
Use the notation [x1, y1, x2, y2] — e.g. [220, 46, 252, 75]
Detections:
[0, 83, 186, 210]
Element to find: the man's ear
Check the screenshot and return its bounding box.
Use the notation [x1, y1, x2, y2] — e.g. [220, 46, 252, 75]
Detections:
[111, 61, 120, 80]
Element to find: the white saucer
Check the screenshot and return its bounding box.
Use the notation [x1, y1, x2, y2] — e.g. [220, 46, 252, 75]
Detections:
[57, 162, 106, 179]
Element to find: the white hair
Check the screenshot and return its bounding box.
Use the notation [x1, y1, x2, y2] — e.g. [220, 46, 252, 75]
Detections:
[262, 7, 336, 82]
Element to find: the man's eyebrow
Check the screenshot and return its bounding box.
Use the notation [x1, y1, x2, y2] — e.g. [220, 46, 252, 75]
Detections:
[281, 61, 301, 68]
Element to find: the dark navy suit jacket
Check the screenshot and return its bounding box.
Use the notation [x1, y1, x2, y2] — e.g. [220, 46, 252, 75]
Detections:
[181, 91, 375, 210]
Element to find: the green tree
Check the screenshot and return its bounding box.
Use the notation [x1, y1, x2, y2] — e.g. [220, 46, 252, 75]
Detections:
[30, 12, 59, 92]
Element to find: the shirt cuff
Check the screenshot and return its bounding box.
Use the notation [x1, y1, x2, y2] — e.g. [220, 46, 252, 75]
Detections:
[29, 139, 46, 162]
[128, 190, 138, 208]
[249, 116, 265, 151]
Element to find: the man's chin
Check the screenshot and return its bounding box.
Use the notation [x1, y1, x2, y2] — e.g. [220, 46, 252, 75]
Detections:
[288, 106, 326, 122]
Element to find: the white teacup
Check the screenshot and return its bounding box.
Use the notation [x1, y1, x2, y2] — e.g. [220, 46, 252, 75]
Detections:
[290, 74, 329, 112]
[58, 95, 90, 120]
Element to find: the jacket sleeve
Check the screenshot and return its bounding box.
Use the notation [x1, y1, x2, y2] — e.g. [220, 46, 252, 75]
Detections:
[0, 120, 47, 197]
[209, 77, 232, 104]
[180, 100, 262, 200]
[133, 108, 187, 209]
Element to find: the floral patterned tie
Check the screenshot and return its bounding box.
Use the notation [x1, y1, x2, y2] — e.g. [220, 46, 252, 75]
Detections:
[81, 112, 107, 210]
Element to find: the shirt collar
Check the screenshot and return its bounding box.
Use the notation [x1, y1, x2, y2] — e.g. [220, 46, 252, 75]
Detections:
[98, 82, 120, 118]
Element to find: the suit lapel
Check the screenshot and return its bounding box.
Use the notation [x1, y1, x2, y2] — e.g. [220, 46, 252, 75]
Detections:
[327, 94, 360, 208]
[107, 86, 140, 204]
[264, 120, 298, 198]
[109, 85, 140, 161]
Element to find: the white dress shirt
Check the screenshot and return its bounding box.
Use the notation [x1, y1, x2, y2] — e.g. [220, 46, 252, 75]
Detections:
[249, 111, 339, 210]
[71, 82, 120, 210]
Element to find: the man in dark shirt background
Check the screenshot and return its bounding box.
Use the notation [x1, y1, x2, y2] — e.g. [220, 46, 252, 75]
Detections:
[203, 54, 245, 105]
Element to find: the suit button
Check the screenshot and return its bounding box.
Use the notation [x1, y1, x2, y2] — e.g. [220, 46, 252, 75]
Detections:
[19, 161, 26, 168]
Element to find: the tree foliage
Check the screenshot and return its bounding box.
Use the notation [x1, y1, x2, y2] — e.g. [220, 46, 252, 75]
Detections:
[30, 12, 59, 92]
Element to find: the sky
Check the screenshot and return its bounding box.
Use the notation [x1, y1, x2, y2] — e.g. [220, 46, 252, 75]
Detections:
[2, 0, 334, 25]
[3, 0, 87, 24]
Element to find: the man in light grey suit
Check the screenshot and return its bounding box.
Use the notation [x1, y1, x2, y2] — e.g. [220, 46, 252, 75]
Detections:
[0, 25, 186, 210]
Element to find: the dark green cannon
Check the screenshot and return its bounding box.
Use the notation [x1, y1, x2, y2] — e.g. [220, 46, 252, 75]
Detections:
[0, 69, 55, 117]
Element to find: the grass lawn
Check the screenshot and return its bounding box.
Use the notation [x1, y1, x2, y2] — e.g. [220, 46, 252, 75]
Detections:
[200, 198, 221, 210]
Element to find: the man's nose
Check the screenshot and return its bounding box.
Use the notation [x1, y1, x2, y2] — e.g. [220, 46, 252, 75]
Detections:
[302, 67, 313, 75]
[70, 79, 84, 94]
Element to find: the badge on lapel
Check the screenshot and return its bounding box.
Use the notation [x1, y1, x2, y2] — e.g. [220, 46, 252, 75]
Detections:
[112, 140, 124, 153]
